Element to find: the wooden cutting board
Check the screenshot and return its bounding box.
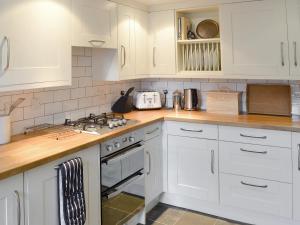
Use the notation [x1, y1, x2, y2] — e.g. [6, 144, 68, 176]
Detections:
[247, 84, 291, 116]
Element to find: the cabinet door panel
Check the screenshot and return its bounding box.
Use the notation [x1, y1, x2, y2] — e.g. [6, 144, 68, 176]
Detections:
[145, 135, 163, 205]
[168, 135, 218, 203]
[24, 146, 100, 225]
[220, 0, 289, 77]
[72, 0, 117, 48]
[0, 0, 71, 91]
[149, 10, 176, 75]
[292, 132, 300, 221]
[118, 5, 135, 79]
[287, 0, 300, 77]
[0, 175, 24, 225]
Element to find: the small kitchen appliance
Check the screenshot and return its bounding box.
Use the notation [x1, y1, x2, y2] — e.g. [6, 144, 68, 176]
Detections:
[172, 90, 182, 111]
[111, 87, 134, 113]
[133, 91, 162, 110]
[182, 89, 198, 111]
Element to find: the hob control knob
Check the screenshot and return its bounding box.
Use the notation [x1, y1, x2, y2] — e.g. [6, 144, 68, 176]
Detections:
[129, 137, 135, 143]
[114, 142, 121, 148]
[106, 145, 113, 152]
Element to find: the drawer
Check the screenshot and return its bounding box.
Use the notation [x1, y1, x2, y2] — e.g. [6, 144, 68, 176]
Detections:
[220, 173, 292, 218]
[219, 141, 292, 183]
[144, 122, 162, 141]
[167, 121, 218, 140]
[219, 126, 291, 148]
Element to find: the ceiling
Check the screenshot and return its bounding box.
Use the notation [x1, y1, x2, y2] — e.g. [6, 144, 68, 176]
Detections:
[133, 0, 188, 5]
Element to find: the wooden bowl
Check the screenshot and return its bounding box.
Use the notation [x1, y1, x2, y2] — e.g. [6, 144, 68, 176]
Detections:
[196, 19, 219, 39]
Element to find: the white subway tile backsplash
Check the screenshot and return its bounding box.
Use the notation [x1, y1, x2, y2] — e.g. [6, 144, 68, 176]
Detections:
[71, 88, 86, 99]
[34, 115, 54, 125]
[63, 99, 78, 112]
[45, 102, 63, 115]
[78, 56, 92, 67]
[72, 47, 85, 56]
[12, 93, 33, 107]
[12, 119, 34, 135]
[34, 91, 54, 104]
[24, 104, 45, 119]
[53, 89, 70, 102]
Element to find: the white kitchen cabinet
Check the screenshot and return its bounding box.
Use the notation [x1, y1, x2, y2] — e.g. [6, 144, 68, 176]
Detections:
[149, 10, 176, 75]
[0, 0, 71, 92]
[292, 132, 300, 221]
[145, 127, 163, 206]
[0, 174, 24, 225]
[72, 0, 117, 48]
[287, 0, 300, 77]
[167, 135, 218, 203]
[220, 173, 292, 218]
[220, 0, 289, 78]
[24, 145, 100, 225]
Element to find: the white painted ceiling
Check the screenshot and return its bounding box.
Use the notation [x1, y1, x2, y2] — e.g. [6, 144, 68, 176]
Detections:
[133, 0, 188, 5]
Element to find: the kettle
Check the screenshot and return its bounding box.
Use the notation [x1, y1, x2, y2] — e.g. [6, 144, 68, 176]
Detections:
[172, 90, 182, 111]
[182, 89, 198, 111]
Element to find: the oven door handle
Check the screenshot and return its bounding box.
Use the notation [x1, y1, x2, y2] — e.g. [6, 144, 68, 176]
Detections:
[102, 144, 144, 165]
[103, 173, 144, 200]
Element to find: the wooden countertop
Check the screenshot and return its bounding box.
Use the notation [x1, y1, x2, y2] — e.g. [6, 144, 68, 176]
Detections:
[1, 109, 300, 181]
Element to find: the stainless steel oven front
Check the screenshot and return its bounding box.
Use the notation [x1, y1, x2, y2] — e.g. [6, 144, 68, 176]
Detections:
[101, 133, 145, 225]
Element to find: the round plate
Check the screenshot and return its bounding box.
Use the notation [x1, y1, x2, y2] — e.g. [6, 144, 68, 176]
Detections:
[196, 19, 219, 39]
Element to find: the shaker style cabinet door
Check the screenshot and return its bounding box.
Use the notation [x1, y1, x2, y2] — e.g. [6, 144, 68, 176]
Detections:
[167, 135, 218, 203]
[24, 146, 100, 225]
[118, 5, 136, 79]
[220, 0, 289, 78]
[145, 135, 163, 206]
[292, 132, 300, 221]
[0, 174, 24, 225]
[149, 10, 176, 75]
[287, 0, 300, 77]
[72, 0, 117, 48]
[0, 0, 72, 91]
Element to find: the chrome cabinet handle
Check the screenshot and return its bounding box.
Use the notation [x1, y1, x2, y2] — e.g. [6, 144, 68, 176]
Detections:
[89, 40, 105, 47]
[121, 45, 126, 67]
[14, 190, 21, 225]
[298, 144, 300, 171]
[146, 151, 151, 175]
[153, 47, 156, 67]
[241, 181, 268, 189]
[294, 42, 298, 67]
[146, 127, 159, 135]
[240, 133, 267, 139]
[211, 150, 215, 174]
[240, 148, 267, 154]
[281, 42, 285, 66]
[180, 128, 203, 133]
[1, 36, 10, 73]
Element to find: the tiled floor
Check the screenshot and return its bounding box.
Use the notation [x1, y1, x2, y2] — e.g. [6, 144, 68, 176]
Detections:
[146, 203, 249, 225]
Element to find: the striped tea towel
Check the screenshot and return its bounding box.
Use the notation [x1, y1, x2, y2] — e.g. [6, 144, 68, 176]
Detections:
[57, 157, 86, 225]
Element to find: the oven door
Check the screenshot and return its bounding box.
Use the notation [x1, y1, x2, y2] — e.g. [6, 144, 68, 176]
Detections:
[101, 143, 145, 225]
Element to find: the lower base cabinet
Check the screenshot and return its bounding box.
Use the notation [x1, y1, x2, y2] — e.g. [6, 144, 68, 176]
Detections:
[167, 135, 219, 203]
[0, 174, 24, 225]
[220, 173, 292, 218]
[24, 145, 101, 225]
[293, 132, 300, 221]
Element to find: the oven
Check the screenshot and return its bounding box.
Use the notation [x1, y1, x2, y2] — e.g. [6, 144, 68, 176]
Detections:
[101, 133, 145, 225]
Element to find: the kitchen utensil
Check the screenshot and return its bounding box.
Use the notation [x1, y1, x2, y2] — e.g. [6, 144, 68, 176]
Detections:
[247, 84, 291, 116]
[182, 89, 198, 111]
[111, 87, 134, 113]
[9, 98, 25, 115]
[173, 90, 182, 111]
[133, 91, 162, 110]
[0, 115, 11, 144]
[207, 91, 241, 115]
[196, 19, 219, 39]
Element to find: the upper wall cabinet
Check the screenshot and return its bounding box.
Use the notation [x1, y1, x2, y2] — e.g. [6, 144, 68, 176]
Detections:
[220, 0, 289, 78]
[72, 0, 117, 49]
[287, 0, 300, 78]
[149, 10, 176, 75]
[0, 0, 72, 92]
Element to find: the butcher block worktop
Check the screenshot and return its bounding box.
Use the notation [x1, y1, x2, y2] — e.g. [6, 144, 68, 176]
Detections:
[1, 109, 300, 181]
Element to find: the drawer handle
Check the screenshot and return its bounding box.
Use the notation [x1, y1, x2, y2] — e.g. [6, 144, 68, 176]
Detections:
[240, 133, 267, 139]
[241, 181, 268, 189]
[240, 148, 267, 154]
[211, 150, 215, 174]
[146, 127, 159, 135]
[180, 128, 203, 133]
[298, 144, 300, 171]
[14, 190, 21, 225]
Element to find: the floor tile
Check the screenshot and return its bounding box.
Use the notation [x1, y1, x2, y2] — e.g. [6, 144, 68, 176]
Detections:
[175, 211, 216, 225]
[147, 207, 185, 225]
